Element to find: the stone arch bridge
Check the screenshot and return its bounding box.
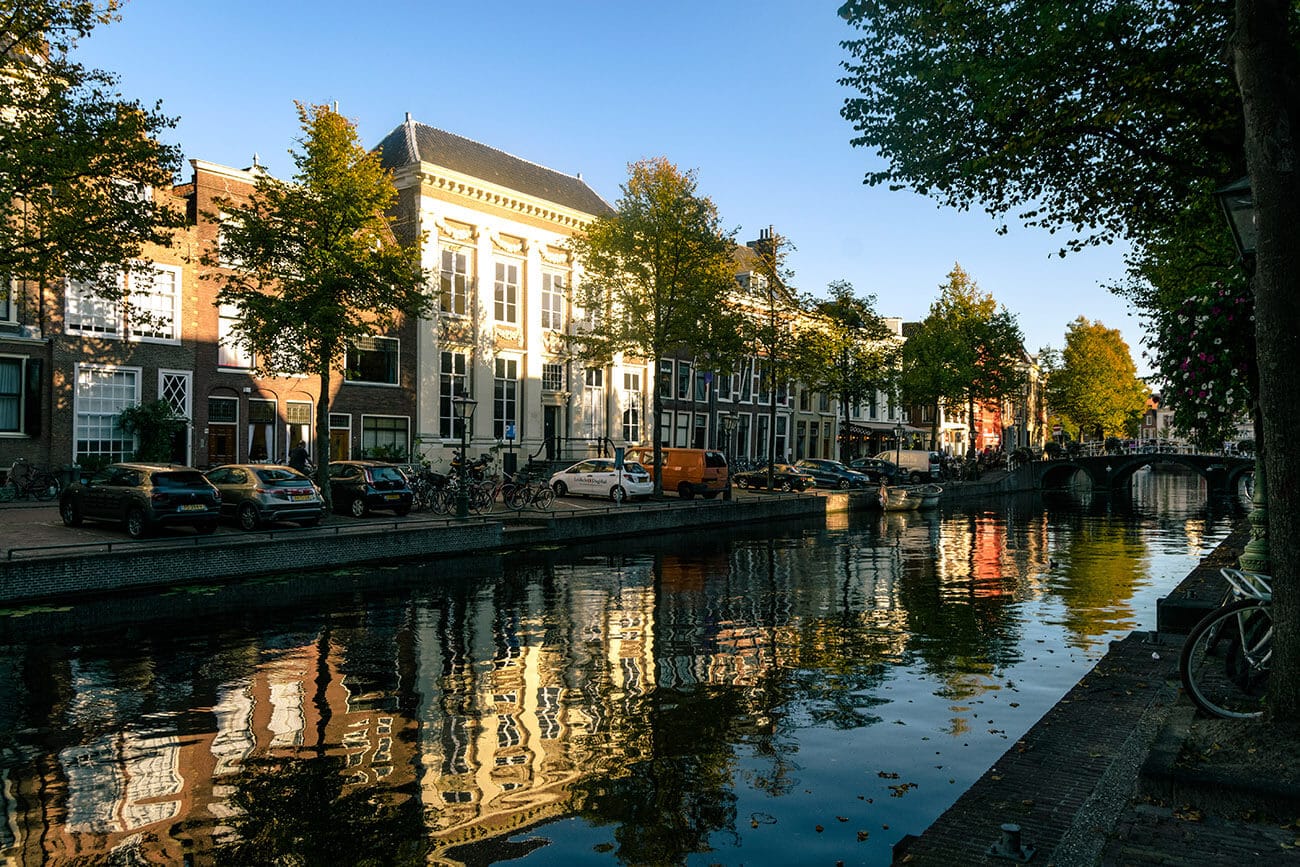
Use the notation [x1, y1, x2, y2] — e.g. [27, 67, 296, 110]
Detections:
[1013, 453, 1254, 495]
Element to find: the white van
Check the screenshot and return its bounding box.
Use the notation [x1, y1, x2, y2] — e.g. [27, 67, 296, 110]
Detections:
[875, 449, 941, 483]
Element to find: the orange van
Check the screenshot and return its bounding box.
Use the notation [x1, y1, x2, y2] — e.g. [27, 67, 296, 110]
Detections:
[624, 447, 729, 499]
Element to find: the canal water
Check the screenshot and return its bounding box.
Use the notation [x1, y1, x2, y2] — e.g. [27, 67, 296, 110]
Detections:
[0, 468, 1243, 866]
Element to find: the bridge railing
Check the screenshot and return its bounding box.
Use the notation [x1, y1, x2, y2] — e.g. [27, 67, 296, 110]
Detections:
[1053, 441, 1248, 459]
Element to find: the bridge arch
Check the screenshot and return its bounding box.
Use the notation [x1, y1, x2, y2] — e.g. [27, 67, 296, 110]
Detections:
[1027, 453, 1253, 495]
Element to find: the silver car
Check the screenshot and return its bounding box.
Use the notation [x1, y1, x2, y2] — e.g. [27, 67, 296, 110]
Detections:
[204, 464, 326, 530]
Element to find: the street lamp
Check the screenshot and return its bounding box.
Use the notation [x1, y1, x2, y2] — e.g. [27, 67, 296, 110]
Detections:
[894, 422, 903, 470]
[452, 391, 478, 519]
[1215, 176, 1257, 264]
[1216, 175, 1268, 573]
[720, 414, 735, 501]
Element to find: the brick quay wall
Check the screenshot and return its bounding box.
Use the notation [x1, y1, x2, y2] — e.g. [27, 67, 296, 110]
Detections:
[0, 494, 830, 606]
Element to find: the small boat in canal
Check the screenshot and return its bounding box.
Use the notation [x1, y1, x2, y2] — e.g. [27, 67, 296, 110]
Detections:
[882, 485, 920, 511]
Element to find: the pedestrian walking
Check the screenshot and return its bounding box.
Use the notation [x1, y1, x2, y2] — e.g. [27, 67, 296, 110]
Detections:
[288, 441, 310, 473]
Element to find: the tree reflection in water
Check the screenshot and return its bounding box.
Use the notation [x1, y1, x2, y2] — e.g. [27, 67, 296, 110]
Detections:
[0, 471, 1244, 867]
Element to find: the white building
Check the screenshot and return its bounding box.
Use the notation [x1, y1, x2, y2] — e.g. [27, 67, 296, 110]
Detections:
[377, 117, 647, 471]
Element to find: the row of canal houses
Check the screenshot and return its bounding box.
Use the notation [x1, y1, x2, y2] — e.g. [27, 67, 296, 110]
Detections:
[0, 114, 1048, 476]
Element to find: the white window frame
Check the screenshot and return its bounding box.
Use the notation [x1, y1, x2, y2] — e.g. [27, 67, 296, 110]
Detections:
[218, 303, 254, 369]
[622, 372, 642, 443]
[439, 350, 468, 439]
[493, 357, 519, 440]
[0, 279, 16, 324]
[129, 264, 182, 344]
[65, 274, 125, 338]
[361, 414, 411, 459]
[541, 272, 565, 331]
[73, 363, 141, 462]
[0, 355, 27, 435]
[440, 247, 471, 317]
[494, 260, 520, 324]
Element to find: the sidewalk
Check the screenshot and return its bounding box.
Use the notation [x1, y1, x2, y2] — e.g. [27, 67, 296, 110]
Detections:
[895, 527, 1300, 865]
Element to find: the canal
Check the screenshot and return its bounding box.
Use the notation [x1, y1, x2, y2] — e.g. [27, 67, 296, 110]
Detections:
[0, 468, 1243, 866]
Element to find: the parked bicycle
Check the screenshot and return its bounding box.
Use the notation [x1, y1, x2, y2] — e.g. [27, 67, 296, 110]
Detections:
[507, 477, 555, 511]
[400, 461, 449, 512]
[1179, 567, 1272, 719]
[3, 457, 61, 502]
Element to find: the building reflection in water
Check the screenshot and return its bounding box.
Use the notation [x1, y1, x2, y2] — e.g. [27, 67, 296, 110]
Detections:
[0, 473, 1242, 865]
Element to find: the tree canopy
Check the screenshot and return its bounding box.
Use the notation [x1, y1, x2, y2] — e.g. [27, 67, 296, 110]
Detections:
[205, 103, 431, 500]
[838, 0, 1244, 254]
[1045, 317, 1150, 440]
[568, 157, 740, 492]
[800, 280, 900, 462]
[899, 265, 1025, 451]
[0, 0, 184, 296]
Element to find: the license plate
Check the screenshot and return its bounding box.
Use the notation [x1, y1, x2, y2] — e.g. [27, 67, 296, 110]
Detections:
[289, 494, 313, 502]
[384, 494, 400, 500]
[179, 504, 207, 512]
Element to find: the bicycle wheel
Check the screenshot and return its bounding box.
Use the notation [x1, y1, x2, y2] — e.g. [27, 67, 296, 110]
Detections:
[1180, 598, 1272, 719]
[468, 483, 493, 515]
[506, 485, 530, 510]
[532, 486, 556, 511]
[32, 473, 61, 501]
[431, 487, 454, 516]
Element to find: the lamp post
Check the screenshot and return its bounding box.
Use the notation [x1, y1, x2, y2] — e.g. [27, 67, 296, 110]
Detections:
[452, 392, 477, 519]
[720, 413, 735, 501]
[1215, 176, 1267, 573]
[894, 422, 903, 472]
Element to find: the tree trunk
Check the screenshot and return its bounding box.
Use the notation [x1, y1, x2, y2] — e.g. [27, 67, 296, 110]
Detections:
[1234, 0, 1300, 722]
[841, 390, 851, 463]
[315, 351, 333, 510]
[651, 374, 664, 497]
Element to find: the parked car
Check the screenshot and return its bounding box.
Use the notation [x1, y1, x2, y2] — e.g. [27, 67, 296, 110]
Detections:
[550, 458, 654, 502]
[622, 447, 729, 499]
[794, 459, 873, 490]
[327, 461, 413, 517]
[204, 464, 326, 530]
[849, 457, 902, 484]
[733, 463, 816, 492]
[59, 463, 221, 539]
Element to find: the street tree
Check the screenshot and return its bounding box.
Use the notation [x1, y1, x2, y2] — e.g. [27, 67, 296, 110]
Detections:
[568, 157, 741, 496]
[204, 103, 431, 505]
[899, 266, 1025, 455]
[839, 0, 1300, 721]
[741, 228, 806, 485]
[1, 0, 184, 301]
[1234, 0, 1300, 719]
[799, 280, 900, 463]
[1045, 317, 1149, 441]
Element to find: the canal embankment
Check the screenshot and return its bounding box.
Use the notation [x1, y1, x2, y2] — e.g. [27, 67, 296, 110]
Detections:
[893, 523, 1300, 865]
[0, 491, 845, 605]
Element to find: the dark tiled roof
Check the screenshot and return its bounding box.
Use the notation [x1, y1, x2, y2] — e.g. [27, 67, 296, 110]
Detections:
[375, 118, 612, 217]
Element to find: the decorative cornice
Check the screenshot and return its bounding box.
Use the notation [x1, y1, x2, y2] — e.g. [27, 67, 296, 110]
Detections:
[413, 166, 597, 233]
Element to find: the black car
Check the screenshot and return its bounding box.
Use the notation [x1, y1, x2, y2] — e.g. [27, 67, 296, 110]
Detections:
[794, 459, 873, 490]
[59, 463, 222, 538]
[204, 464, 326, 530]
[327, 460, 414, 517]
[733, 463, 817, 492]
[849, 457, 902, 484]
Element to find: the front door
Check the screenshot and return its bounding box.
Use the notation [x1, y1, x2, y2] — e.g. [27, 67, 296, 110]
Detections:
[543, 406, 559, 460]
[330, 428, 351, 461]
[208, 425, 236, 466]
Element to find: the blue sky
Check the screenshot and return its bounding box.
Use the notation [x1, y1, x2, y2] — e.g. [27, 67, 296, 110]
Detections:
[75, 0, 1144, 370]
